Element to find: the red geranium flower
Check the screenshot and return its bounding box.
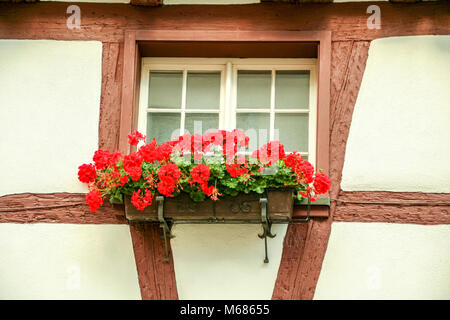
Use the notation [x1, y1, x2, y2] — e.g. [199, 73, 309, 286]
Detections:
[128, 130, 146, 146]
[85, 189, 103, 212]
[252, 141, 286, 165]
[116, 174, 129, 187]
[226, 163, 249, 178]
[157, 163, 181, 197]
[131, 189, 153, 211]
[78, 163, 96, 184]
[190, 164, 210, 185]
[139, 138, 159, 163]
[123, 152, 144, 181]
[295, 160, 314, 184]
[93, 149, 111, 170]
[284, 151, 303, 169]
[313, 172, 331, 195]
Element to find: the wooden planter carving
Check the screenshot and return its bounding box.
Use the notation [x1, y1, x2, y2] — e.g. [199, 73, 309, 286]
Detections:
[124, 189, 296, 263]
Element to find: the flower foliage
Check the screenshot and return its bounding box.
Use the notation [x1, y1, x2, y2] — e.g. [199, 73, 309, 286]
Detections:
[77, 130, 331, 212]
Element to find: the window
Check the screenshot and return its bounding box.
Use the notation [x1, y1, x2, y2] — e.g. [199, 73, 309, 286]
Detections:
[138, 58, 317, 164]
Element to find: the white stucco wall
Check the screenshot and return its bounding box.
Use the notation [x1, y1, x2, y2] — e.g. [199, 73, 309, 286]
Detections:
[314, 222, 450, 300]
[171, 224, 287, 299]
[0, 40, 102, 196]
[0, 223, 141, 299]
[341, 35, 450, 193]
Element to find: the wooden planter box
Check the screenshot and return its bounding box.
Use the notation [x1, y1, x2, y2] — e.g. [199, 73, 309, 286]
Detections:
[124, 189, 294, 223]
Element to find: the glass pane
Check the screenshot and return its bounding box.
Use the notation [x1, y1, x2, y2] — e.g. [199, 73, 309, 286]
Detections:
[274, 113, 308, 152]
[237, 71, 271, 109]
[186, 72, 221, 110]
[185, 113, 219, 135]
[275, 71, 310, 109]
[148, 72, 182, 109]
[147, 113, 181, 143]
[236, 113, 270, 151]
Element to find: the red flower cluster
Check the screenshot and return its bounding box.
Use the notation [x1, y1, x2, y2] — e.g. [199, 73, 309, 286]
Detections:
[204, 129, 249, 163]
[85, 189, 103, 212]
[252, 141, 286, 165]
[313, 173, 331, 195]
[226, 163, 249, 178]
[139, 138, 176, 163]
[93, 149, 121, 170]
[78, 163, 96, 184]
[157, 163, 181, 197]
[131, 189, 154, 211]
[284, 152, 303, 169]
[78, 129, 331, 212]
[189, 164, 214, 195]
[128, 130, 146, 146]
[283, 151, 314, 184]
[116, 174, 129, 187]
[296, 161, 314, 184]
[123, 152, 144, 181]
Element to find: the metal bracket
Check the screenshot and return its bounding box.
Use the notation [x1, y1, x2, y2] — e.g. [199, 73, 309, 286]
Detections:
[258, 198, 276, 263]
[156, 196, 174, 262]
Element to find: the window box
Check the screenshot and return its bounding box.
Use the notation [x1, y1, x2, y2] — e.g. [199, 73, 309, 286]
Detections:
[124, 188, 294, 223]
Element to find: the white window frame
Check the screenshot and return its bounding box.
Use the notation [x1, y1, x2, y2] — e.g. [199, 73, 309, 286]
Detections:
[138, 58, 317, 165]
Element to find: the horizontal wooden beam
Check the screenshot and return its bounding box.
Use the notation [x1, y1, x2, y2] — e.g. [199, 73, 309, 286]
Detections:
[334, 191, 450, 225]
[0, 2, 448, 42]
[0, 193, 126, 224]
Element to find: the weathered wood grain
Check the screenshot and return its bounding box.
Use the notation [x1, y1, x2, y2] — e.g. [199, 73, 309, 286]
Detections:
[0, 193, 126, 224]
[99, 42, 123, 151]
[0, 2, 448, 42]
[334, 191, 450, 224]
[129, 222, 179, 300]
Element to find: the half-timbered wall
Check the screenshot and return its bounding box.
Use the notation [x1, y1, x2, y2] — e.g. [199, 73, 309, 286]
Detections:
[0, 1, 448, 300]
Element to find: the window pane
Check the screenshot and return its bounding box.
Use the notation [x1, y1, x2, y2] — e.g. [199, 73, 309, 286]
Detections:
[237, 71, 271, 109]
[148, 72, 182, 109]
[147, 113, 181, 143]
[236, 113, 270, 151]
[185, 113, 219, 135]
[275, 71, 310, 109]
[274, 113, 308, 152]
[186, 72, 221, 110]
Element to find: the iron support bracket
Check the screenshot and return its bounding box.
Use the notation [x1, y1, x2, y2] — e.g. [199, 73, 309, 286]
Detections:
[156, 196, 174, 262]
[258, 198, 276, 263]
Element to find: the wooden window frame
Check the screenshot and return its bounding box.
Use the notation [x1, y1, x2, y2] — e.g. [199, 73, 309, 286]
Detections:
[119, 30, 331, 218]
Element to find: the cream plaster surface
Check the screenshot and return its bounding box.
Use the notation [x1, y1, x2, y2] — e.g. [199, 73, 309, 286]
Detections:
[341, 36, 450, 193]
[0, 223, 141, 300]
[0, 40, 102, 196]
[314, 222, 450, 300]
[171, 223, 287, 300]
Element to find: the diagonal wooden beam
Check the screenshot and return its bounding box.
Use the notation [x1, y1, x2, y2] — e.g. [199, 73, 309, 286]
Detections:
[129, 222, 178, 300]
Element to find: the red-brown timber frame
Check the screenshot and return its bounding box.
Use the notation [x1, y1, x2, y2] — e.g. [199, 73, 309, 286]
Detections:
[118, 29, 331, 218]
